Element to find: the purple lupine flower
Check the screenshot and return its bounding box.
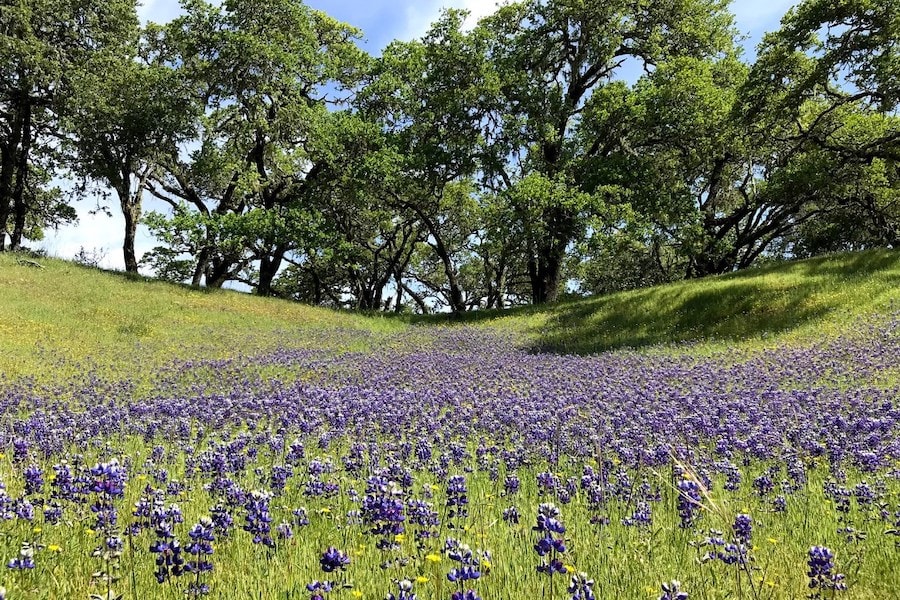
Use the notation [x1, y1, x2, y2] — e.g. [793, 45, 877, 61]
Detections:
[676, 480, 702, 528]
[534, 503, 567, 576]
[568, 572, 596, 600]
[659, 580, 688, 600]
[276, 521, 293, 540]
[185, 518, 215, 569]
[7, 543, 35, 570]
[622, 502, 652, 527]
[385, 579, 416, 600]
[807, 546, 846, 595]
[406, 499, 439, 540]
[43, 502, 63, 524]
[772, 495, 787, 513]
[150, 519, 184, 582]
[446, 475, 469, 526]
[50, 463, 77, 501]
[502, 506, 520, 525]
[445, 537, 490, 586]
[185, 517, 215, 596]
[243, 490, 274, 548]
[13, 498, 34, 522]
[536, 471, 559, 496]
[306, 580, 334, 600]
[752, 474, 774, 497]
[732, 514, 752, 545]
[12, 439, 28, 464]
[269, 464, 293, 494]
[90, 460, 127, 497]
[447, 565, 481, 582]
[23, 465, 43, 496]
[319, 547, 350, 573]
[210, 504, 233, 537]
[293, 507, 310, 527]
[533, 502, 566, 534]
[361, 493, 405, 548]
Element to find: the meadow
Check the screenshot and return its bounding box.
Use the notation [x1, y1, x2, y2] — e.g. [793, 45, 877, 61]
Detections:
[1, 251, 900, 599]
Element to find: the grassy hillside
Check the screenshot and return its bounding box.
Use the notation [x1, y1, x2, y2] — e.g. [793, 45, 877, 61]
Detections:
[2, 249, 899, 379]
[0, 253, 402, 382]
[422, 250, 900, 354]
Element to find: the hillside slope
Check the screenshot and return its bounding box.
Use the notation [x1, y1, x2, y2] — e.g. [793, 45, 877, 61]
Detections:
[422, 250, 900, 354]
[1, 249, 899, 379]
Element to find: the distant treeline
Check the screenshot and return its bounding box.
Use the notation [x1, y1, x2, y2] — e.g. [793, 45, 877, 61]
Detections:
[1, 0, 897, 312]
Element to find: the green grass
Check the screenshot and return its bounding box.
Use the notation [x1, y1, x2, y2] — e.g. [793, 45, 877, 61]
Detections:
[410, 249, 900, 354]
[4, 249, 899, 374]
[0, 253, 403, 383]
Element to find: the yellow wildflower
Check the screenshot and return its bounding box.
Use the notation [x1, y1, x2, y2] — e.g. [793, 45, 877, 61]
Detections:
[415, 576, 429, 584]
[425, 553, 441, 563]
[48, 544, 62, 552]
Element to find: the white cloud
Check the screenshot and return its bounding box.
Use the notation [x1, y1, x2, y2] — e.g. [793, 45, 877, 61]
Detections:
[458, 0, 500, 25]
[136, 0, 160, 22]
[401, 0, 501, 41]
[138, 0, 191, 24]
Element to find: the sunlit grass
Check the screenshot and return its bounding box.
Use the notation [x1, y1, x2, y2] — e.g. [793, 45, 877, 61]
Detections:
[0, 253, 403, 383]
[411, 249, 900, 355]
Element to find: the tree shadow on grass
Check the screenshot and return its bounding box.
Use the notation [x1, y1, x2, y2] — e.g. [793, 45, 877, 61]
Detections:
[530, 250, 900, 355]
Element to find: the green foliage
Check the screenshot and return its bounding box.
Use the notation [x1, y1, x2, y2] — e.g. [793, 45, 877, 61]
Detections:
[475, 0, 740, 302]
[141, 0, 369, 290]
[0, 0, 137, 249]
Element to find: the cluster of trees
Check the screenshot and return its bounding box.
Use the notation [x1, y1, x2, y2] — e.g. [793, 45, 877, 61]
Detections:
[1, 0, 897, 312]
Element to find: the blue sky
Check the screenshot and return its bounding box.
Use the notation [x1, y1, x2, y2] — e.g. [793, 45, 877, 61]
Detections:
[43, 0, 799, 271]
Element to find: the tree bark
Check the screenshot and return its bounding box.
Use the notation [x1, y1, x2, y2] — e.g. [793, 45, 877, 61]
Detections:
[528, 259, 555, 304]
[0, 146, 13, 251]
[122, 202, 140, 273]
[257, 245, 286, 296]
[192, 247, 209, 286]
[529, 240, 565, 304]
[0, 102, 24, 251]
[119, 182, 142, 273]
[9, 101, 32, 251]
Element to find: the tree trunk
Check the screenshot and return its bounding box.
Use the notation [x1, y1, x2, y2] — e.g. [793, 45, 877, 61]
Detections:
[120, 187, 141, 273]
[425, 227, 466, 314]
[0, 107, 23, 251]
[192, 247, 209, 286]
[10, 102, 32, 251]
[529, 245, 564, 304]
[257, 246, 285, 296]
[0, 146, 13, 251]
[393, 273, 404, 313]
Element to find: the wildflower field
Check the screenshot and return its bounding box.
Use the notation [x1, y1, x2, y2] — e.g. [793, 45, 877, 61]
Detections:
[1, 252, 900, 599]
